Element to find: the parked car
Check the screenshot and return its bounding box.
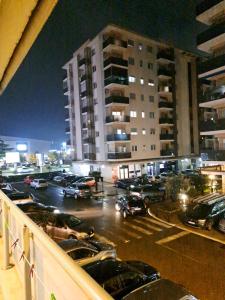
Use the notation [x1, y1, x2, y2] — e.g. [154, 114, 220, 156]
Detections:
[16, 166, 34, 173]
[0, 182, 13, 191]
[2, 190, 34, 204]
[24, 176, 34, 185]
[122, 278, 198, 300]
[30, 178, 48, 189]
[75, 177, 95, 187]
[115, 178, 139, 190]
[182, 194, 225, 230]
[83, 258, 160, 300]
[63, 183, 91, 199]
[218, 214, 225, 233]
[58, 238, 116, 266]
[129, 184, 165, 204]
[28, 212, 94, 241]
[115, 195, 147, 218]
[17, 202, 59, 214]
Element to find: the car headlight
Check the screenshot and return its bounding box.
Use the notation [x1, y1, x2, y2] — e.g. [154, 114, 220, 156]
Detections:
[198, 219, 206, 226]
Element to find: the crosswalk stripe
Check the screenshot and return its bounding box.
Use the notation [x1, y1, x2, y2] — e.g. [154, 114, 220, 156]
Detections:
[156, 231, 190, 245]
[123, 222, 153, 236]
[103, 229, 129, 244]
[133, 219, 162, 232]
[94, 233, 117, 247]
[142, 217, 172, 229]
[119, 227, 142, 239]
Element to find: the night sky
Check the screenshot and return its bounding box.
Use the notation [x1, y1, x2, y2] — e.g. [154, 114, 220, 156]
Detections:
[0, 0, 204, 144]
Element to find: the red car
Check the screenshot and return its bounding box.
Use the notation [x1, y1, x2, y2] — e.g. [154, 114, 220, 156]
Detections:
[24, 176, 34, 185]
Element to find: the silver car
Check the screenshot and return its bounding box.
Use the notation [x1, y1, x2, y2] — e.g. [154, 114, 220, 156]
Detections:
[58, 239, 116, 266]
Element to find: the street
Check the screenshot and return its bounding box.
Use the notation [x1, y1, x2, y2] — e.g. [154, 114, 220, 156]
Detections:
[12, 182, 225, 300]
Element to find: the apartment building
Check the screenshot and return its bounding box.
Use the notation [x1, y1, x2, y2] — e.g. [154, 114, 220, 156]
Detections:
[63, 24, 198, 181]
[197, 0, 225, 165]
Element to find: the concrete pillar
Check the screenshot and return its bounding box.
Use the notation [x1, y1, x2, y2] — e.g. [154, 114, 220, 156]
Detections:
[2, 201, 10, 270]
[22, 226, 32, 300]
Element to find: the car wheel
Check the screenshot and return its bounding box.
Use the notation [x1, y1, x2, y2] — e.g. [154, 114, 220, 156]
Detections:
[122, 210, 127, 219]
[115, 203, 121, 211]
[206, 220, 213, 231]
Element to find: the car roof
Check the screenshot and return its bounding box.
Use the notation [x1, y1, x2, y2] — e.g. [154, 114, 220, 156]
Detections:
[122, 279, 197, 300]
[194, 193, 225, 206]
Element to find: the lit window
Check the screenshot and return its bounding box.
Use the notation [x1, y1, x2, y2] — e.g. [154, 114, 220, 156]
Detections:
[140, 78, 144, 85]
[148, 79, 154, 86]
[129, 76, 136, 83]
[131, 128, 138, 135]
[130, 111, 137, 118]
[112, 111, 120, 116]
[142, 129, 146, 135]
[142, 112, 145, 118]
[138, 43, 143, 51]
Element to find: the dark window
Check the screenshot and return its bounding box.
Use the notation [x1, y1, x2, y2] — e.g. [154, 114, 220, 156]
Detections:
[91, 48, 96, 56]
[128, 57, 135, 65]
[92, 65, 96, 72]
[140, 60, 143, 67]
[130, 93, 136, 99]
[147, 45, 153, 53]
[148, 62, 153, 70]
[141, 94, 144, 101]
[149, 96, 154, 103]
[128, 39, 134, 47]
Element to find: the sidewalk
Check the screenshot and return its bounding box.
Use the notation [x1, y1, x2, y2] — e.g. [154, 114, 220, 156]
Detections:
[0, 238, 23, 300]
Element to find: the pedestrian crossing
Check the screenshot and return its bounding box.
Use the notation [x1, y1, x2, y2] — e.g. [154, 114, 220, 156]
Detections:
[95, 216, 180, 246]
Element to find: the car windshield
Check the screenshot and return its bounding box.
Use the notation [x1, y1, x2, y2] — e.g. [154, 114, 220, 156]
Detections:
[64, 215, 82, 227]
[128, 200, 144, 208]
[190, 204, 212, 218]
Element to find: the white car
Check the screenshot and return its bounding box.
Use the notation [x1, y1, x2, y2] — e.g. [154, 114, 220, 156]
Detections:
[30, 179, 48, 189]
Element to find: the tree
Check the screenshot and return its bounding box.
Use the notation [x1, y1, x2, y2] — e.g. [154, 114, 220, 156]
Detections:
[0, 139, 13, 159]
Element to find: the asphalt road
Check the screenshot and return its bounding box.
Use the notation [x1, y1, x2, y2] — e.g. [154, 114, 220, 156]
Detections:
[12, 182, 225, 300]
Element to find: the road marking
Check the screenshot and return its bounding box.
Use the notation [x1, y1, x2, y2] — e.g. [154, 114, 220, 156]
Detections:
[133, 219, 162, 232]
[142, 216, 172, 229]
[119, 227, 142, 239]
[101, 229, 129, 244]
[156, 231, 190, 245]
[123, 222, 153, 236]
[94, 233, 116, 247]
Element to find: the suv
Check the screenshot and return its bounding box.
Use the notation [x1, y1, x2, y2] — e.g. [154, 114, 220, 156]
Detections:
[182, 194, 225, 230]
[30, 178, 48, 189]
[63, 183, 91, 199]
[115, 195, 147, 218]
[129, 184, 165, 204]
[29, 212, 94, 241]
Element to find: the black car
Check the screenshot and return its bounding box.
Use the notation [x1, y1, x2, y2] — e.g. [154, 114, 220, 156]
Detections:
[115, 179, 139, 190]
[1, 189, 35, 203]
[182, 194, 225, 230]
[83, 258, 160, 300]
[129, 184, 165, 204]
[17, 202, 59, 214]
[115, 195, 147, 218]
[28, 212, 94, 241]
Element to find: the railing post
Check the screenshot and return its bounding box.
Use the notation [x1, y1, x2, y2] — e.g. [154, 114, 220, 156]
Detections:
[2, 201, 10, 269]
[23, 225, 32, 300]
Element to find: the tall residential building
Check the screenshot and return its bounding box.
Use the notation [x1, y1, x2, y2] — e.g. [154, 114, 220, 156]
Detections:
[63, 24, 198, 181]
[197, 1, 225, 165]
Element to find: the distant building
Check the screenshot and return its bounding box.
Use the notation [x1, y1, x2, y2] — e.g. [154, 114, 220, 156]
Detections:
[63, 24, 199, 181]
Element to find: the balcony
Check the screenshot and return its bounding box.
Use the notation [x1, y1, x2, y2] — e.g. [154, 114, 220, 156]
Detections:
[65, 127, 70, 134]
[84, 153, 96, 160]
[82, 106, 94, 114]
[66, 139, 71, 146]
[158, 86, 173, 96]
[78, 58, 86, 67]
[83, 137, 95, 144]
[80, 90, 89, 98]
[199, 118, 225, 132]
[104, 57, 128, 69]
[157, 50, 174, 62]
[106, 134, 130, 142]
[157, 67, 173, 78]
[197, 21, 225, 52]
[107, 152, 131, 159]
[160, 133, 174, 140]
[200, 149, 225, 161]
[63, 85, 68, 94]
[63, 74, 67, 81]
[196, 0, 223, 16]
[160, 149, 175, 156]
[158, 101, 173, 109]
[103, 37, 127, 50]
[159, 117, 174, 125]
[105, 95, 129, 106]
[80, 74, 88, 82]
[64, 99, 70, 108]
[65, 113, 69, 120]
[199, 85, 225, 107]
[104, 76, 128, 87]
[82, 122, 94, 129]
[105, 115, 130, 123]
[198, 53, 225, 78]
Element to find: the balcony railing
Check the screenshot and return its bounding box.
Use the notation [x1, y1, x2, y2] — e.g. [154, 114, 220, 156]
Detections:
[104, 76, 128, 87]
[105, 95, 129, 105]
[158, 101, 173, 109]
[160, 133, 174, 140]
[196, 0, 223, 16]
[105, 115, 130, 123]
[103, 37, 127, 49]
[199, 118, 225, 131]
[104, 57, 128, 68]
[198, 53, 225, 75]
[157, 51, 174, 62]
[159, 117, 174, 124]
[199, 85, 225, 102]
[83, 137, 95, 144]
[157, 68, 173, 77]
[84, 153, 96, 160]
[197, 21, 225, 46]
[82, 106, 94, 114]
[107, 152, 131, 159]
[65, 127, 70, 133]
[106, 134, 130, 141]
[200, 149, 225, 160]
[160, 149, 175, 156]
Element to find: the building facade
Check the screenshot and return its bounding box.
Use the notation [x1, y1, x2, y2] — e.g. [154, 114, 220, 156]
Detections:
[63, 24, 199, 181]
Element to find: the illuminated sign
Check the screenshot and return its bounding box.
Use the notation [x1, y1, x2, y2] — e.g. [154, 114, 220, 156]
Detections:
[16, 143, 28, 152]
[5, 152, 20, 163]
